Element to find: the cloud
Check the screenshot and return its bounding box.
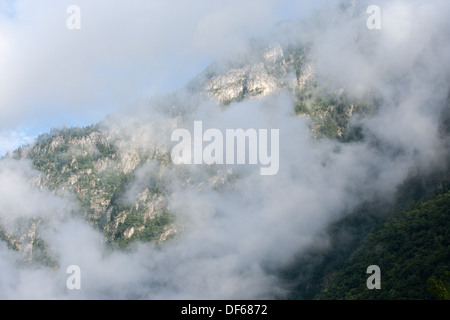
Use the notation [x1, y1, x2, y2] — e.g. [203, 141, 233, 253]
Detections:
[0, 0, 324, 132]
[0, 0, 449, 299]
[0, 159, 71, 221]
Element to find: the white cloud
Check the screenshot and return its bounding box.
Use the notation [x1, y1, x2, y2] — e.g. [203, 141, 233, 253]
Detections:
[0, 0, 322, 131]
[0, 0, 325, 155]
[0, 0, 449, 300]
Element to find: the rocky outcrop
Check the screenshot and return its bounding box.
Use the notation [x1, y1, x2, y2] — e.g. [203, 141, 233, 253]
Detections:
[204, 43, 308, 104]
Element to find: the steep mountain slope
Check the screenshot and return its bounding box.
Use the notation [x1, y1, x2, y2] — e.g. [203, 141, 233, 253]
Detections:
[192, 43, 375, 139]
[317, 180, 450, 300]
[279, 168, 450, 300]
[1, 41, 373, 260]
[0, 31, 449, 299]
[13, 125, 174, 250]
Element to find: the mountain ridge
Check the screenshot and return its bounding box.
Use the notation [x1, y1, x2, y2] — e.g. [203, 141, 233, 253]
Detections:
[0, 33, 449, 299]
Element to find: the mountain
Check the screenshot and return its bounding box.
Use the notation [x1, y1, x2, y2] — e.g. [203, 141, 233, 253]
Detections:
[280, 168, 450, 300]
[2, 41, 371, 258]
[317, 182, 450, 300]
[192, 42, 375, 140]
[1, 32, 449, 299]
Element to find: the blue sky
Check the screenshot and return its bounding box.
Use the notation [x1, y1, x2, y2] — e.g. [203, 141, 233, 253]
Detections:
[0, 0, 327, 156]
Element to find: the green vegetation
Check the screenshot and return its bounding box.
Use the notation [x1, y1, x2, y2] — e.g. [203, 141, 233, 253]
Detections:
[31, 237, 59, 269]
[96, 141, 116, 158]
[280, 202, 385, 299]
[0, 227, 18, 251]
[320, 115, 340, 138]
[317, 188, 450, 300]
[293, 83, 371, 142]
[281, 171, 450, 300]
[428, 271, 450, 300]
[114, 211, 174, 249]
[295, 102, 310, 115]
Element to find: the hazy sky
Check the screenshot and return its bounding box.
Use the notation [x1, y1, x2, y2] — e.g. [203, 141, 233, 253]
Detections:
[0, 0, 326, 156]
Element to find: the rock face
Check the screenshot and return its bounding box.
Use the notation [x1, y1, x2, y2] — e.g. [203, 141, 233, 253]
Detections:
[204, 44, 306, 104]
[0, 218, 38, 262]
[199, 42, 370, 140]
[206, 67, 248, 102]
[14, 125, 174, 249]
